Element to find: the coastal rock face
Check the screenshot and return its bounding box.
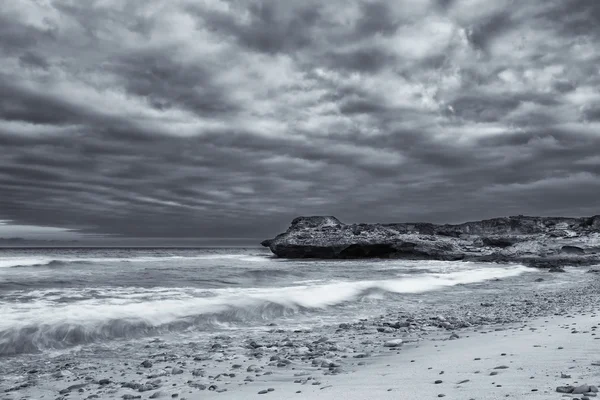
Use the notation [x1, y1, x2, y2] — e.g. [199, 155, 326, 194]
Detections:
[261, 215, 600, 267]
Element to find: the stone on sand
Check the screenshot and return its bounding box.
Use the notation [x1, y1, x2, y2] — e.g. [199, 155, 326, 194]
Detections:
[383, 339, 403, 348]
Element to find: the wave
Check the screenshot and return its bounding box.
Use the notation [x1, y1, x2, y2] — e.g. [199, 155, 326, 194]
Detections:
[0, 302, 292, 356]
[0, 264, 528, 355]
[0, 254, 268, 268]
[234, 268, 300, 280]
[0, 258, 61, 268]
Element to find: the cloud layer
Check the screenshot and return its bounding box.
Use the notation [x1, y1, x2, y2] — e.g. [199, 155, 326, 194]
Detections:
[1, 0, 599, 238]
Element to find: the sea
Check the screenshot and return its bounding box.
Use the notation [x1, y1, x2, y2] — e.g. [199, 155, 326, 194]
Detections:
[0, 247, 571, 361]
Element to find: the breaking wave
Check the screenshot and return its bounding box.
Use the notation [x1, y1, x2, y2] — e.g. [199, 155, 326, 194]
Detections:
[0, 254, 268, 268]
[0, 264, 528, 355]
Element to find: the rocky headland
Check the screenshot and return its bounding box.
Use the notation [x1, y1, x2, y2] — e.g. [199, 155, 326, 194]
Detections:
[262, 215, 600, 268]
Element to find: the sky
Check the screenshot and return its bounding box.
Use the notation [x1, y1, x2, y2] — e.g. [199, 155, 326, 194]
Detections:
[0, 0, 599, 241]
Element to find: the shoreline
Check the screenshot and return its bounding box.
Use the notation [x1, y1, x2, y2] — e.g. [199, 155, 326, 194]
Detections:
[3, 267, 600, 399]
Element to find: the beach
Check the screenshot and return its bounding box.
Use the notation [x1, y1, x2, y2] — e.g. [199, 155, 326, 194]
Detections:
[1, 248, 600, 399]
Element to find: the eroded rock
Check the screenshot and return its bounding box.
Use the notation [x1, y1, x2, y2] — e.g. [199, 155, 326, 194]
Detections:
[261, 216, 600, 266]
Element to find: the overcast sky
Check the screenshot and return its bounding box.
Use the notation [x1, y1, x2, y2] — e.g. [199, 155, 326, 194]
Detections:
[1, 0, 599, 240]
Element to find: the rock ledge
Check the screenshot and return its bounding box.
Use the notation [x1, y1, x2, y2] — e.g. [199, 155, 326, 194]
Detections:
[261, 215, 600, 267]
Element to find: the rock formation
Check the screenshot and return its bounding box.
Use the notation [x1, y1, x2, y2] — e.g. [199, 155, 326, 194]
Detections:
[261, 215, 600, 267]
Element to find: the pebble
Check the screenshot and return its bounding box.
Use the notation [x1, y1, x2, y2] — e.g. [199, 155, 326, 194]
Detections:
[557, 386, 575, 393]
[573, 385, 592, 394]
[383, 339, 403, 348]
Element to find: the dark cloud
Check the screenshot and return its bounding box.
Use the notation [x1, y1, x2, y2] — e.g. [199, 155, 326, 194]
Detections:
[0, 80, 80, 125]
[0, 12, 56, 54]
[540, 0, 600, 37]
[0, 0, 599, 240]
[18, 52, 50, 70]
[354, 1, 401, 37]
[324, 47, 395, 73]
[435, 0, 456, 10]
[467, 10, 513, 51]
[582, 103, 600, 122]
[188, 1, 323, 54]
[110, 50, 239, 116]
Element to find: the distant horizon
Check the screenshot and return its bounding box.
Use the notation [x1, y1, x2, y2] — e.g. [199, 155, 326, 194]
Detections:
[0, 236, 264, 247]
[1, 212, 598, 243]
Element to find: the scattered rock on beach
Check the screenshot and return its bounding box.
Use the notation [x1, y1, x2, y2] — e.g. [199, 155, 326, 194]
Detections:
[548, 267, 566, 273]
[383, 339, 403, 347]
[562, 245, 585, 255]
[555, 384, 599, 394]
[573, 384, 592, 394]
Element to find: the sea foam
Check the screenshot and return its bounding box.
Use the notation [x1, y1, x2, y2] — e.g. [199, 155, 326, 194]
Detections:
[0, 264, 528, 355]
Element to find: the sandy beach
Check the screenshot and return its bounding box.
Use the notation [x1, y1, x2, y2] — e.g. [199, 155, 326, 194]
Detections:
[3, 264, 600, 400]
[266, 313, 600, 400]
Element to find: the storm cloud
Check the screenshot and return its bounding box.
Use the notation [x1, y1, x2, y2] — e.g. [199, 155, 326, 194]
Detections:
[0, 0, 599, 239]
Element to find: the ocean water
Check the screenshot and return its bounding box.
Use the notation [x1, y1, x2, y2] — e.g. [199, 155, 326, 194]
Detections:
[0, 247, 542, 358]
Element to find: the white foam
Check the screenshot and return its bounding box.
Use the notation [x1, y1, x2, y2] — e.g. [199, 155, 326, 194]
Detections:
[0, 264, 529, 331]
[242, 264, 529, 308]
[0, 258, 54, 268]
[0, 254, 267, 268]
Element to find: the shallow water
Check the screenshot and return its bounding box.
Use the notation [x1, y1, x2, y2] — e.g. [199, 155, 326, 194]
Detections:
[0, 247, 576, 358]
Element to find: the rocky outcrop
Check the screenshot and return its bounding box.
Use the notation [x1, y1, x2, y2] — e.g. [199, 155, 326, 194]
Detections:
[261, 215, 600, 267]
